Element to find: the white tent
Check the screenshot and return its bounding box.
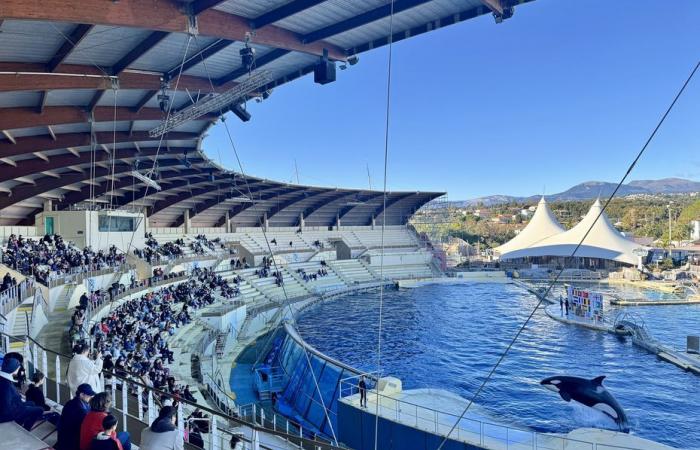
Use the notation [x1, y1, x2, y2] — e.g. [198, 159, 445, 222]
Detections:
[498, 199, 646, 266]
[495, 197, 565, 256]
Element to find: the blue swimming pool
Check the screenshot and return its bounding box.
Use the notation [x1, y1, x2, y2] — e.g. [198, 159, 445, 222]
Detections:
[295, 283, 700, 449]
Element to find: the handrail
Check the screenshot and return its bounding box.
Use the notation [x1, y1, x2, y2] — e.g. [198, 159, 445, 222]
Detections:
[1, 330, 342, 450]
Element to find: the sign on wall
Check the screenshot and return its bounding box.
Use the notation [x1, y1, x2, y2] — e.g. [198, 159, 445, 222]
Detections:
[567, 286, 604, 321]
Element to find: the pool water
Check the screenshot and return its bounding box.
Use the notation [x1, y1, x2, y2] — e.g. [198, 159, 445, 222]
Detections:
[296, 283, 700, 449]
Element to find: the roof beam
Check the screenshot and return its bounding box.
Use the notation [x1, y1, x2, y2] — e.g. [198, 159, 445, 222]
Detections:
[0, 0, 345, 60]
[47, 24, 94, 72]
[165, 39, 231, 81]
[37, 91, 48, 114]
[111, 31, 169, 75]
[251, 0, 329, 29]
[0, 131, 198, 158]
[47, 126, 57, 141]
[336, 192, 385, 222]
[170, 182, 273, 224]
[0, 63, 244, 93]
[188, 0, 227, 16]
[0, 146, 197, 183]
[370, 192, 416, 225]
[133, 90, 159, 114]
[216, 187, 301, 227]
[302, 0, 433, 44]
[1, 130, 16, 145]
[299, 190, 360, 224]
[87, 90, 105, 113]
[215, 48, 290, 85]
[55, 167, 207, 210]
[266, 189, 327, 222]
[480, 0, 504, 15]
[345, 1, 532, 56]
[0, 106, 214, 131]
[0, 158, 206, 211]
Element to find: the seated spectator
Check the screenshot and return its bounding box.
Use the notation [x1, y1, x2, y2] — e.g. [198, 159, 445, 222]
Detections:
[81, 392, 131, 450]
[56, 383, 96, 450]
[0, 356, 44, 430]
[90, 414, 128, 450]
[25, 371, 60, 425]
[140, 406, 183, 450]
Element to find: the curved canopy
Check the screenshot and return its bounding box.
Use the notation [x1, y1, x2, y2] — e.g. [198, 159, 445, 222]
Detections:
[499, 199, 646, 265]
[0, 0, 533, 226]
[495, 197, 565, 255]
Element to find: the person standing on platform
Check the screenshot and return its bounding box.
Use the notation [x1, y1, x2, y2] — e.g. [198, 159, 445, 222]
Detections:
[559, 296, 564, 316]
[358, 376, 367, 408]
[565, 298, 570, 316]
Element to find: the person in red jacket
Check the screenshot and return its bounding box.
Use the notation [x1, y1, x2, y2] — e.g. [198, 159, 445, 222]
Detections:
[90, 414, 123, 450]
[80, 392, 131, 450]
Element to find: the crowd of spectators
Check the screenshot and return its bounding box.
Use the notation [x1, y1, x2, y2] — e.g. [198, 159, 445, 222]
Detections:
[1, 234, 125, 285]
[134, 234, 185, 263]
[66, 267, 237, 403]
[296, 266, 329, 282]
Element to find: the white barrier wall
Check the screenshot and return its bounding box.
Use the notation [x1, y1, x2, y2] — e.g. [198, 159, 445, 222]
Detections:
[35, 210, 145, 251]
[366, 250, 431, 267]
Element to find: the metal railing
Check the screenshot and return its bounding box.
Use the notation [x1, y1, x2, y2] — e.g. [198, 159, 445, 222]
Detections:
[0, 331, 342, 450]
[338, 376, 647, 450]
[0, 278, 35, 317]
[48, 262, 132, 288]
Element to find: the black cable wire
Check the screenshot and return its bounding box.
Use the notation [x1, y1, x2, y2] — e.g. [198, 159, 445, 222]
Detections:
[435, 58, 700, 450]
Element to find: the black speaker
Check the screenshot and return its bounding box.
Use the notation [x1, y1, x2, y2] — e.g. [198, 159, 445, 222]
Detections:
[314, 60, 336, 85]
[229, 103, 251, 122]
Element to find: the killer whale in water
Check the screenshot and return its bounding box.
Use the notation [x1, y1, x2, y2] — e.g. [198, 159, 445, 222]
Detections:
[540, 375, 629, 433]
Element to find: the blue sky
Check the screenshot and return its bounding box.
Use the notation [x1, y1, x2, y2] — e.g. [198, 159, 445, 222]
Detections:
[202, 0, 700, 200]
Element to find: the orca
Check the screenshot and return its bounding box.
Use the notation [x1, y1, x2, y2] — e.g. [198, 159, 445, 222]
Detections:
[540, 375, 630, 433]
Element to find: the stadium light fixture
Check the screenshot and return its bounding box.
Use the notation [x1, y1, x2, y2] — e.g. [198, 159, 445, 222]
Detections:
[149, 70, 271, 137]
[131, 171, 162, 191]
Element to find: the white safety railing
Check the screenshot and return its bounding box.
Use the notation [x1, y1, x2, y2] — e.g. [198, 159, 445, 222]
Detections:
[1, 331, 343, 450]
[338, 376, 647, 450]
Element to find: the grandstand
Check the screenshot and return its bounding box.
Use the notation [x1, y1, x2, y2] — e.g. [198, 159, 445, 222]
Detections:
[0, 0, 536, 449]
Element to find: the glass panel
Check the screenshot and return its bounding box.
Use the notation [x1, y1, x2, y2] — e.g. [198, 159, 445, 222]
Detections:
[98, 215, 136, 232]
[44, 217, 54, 235]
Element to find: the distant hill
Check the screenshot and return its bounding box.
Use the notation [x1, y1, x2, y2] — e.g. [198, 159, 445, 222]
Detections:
[627, 178, 700, 193]
[452, 178, 700, 207]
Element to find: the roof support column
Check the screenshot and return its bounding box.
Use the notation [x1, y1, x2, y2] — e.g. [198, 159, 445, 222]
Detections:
[225, 211, 231, 233]
[43, 199, 53, 212]
[335, 213, 341, 231]
[371, 214, 376, 230]
[184, 210, 191, 234]
[299, 213, 305, 231]
[263, 212, 269, 232]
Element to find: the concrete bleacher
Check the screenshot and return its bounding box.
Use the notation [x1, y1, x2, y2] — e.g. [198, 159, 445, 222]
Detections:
[288, 261, 347, 293]
[329, 259, 378, 284]
[351, 228, 420, 249]
[240, 267, 310, 301]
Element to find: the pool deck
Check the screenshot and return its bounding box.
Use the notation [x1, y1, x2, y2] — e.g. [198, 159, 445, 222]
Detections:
[339, 388, 674, 450]
[610, 297, 700, 306]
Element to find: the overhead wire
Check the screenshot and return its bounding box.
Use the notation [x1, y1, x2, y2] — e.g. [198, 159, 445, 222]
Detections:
[191, 33, 340, 444]
[373, 2, 396, 450]
[435, 58, 700, 450]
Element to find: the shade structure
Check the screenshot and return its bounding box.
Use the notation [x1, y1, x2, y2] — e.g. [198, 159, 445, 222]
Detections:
[494, 197, 565, 256]
[498, 199, 646, 266]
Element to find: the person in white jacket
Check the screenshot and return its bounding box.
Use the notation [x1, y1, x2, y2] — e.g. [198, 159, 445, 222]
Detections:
[67, 342, 103, 396]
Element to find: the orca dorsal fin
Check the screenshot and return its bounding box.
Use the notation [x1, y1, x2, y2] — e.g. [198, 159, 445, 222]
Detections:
[592, 375, 606, 385]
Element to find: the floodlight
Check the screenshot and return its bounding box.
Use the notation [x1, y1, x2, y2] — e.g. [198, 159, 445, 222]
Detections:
[131, 171, 161, 191]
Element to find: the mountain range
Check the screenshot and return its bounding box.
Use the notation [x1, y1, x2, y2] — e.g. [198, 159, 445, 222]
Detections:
[453, 178, 700, 207]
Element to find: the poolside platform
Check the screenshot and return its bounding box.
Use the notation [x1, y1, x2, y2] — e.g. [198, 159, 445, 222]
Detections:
[610, 297, 700, 306]
[337, 385, 673, 450]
